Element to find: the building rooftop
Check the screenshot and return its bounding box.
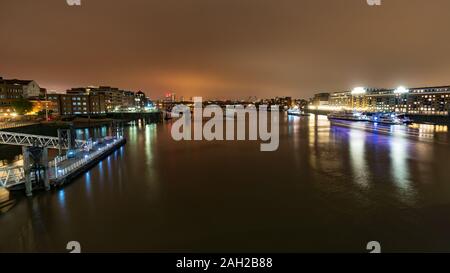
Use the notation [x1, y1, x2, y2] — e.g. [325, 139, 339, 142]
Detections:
[0, 78, 33, 85]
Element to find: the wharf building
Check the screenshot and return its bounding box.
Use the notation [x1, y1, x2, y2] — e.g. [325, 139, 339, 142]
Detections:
[314, 86, 450, 116]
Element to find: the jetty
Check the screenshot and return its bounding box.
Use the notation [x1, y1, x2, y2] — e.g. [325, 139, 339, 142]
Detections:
[0, 127, 125, 196]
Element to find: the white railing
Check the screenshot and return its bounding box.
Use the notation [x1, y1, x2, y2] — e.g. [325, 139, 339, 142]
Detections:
[0, 166, 41, 188]
[0, 166, 25, 188]
[52, 137, 123, 179]
[49, 155, 68, 168]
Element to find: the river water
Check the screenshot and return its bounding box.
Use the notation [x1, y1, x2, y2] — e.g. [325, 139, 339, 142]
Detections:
[1, 114, 450, 252]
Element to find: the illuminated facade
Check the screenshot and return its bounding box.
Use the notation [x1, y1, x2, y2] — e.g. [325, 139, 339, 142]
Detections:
[29, 100, 59, 115]
[406, 86, 450, 115]
[311, 93, 330, 107]
[67, 86, 136, 112]
[0, 77, 42, 115]
[47, 93, 106, 116]
[0, 77, 41, 99]
[325, 86, 450, 116]
[328, 92, 351, 109]
[135, 91, 149, 109]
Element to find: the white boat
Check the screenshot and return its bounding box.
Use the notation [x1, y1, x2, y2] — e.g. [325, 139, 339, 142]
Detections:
[328, 111, 412, 125]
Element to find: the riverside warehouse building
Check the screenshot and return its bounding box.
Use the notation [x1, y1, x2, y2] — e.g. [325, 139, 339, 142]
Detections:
[310, 86, 450, 116]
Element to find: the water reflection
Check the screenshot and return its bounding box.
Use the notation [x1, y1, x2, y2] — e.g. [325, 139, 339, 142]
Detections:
[145, 124, 157, 163]
[349, 130, 370, 188]
[107, 155, 112, 174]
[308, 114, 331, 147]
[307, 114, 344, 177]
[85, 172, 91, 196]
[74, 126, 109, 141]
[409, 123, 448, 134]
[389, 137, 411, 190]
[1, 116, 450, 252]
[98, 161, 104, 182]
[57, 189, 66, 209]
[287, 115, 301, 163]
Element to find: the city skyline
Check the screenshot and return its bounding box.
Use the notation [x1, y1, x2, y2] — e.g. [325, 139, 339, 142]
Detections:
[2, 0, 450, 99]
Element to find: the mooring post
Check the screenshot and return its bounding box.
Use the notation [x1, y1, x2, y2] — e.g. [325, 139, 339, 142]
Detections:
[67, 129, 73, 150]
[22, 146, 33, 197]
[42, 147, 50, 191]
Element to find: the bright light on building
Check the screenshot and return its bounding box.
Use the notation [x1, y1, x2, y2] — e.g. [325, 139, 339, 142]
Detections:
[394, 86, 409, 94]
[351, 87, 366, 95]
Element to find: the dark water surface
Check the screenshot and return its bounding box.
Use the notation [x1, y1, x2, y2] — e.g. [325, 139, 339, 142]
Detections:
[1, 115, 450, 252]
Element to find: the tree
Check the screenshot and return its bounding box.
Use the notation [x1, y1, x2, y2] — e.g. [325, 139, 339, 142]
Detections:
[11, 99, 33, 115]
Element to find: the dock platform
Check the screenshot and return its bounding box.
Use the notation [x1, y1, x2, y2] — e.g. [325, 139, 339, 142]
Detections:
[0, 136, 126, 193]
[49, 137, 126, 186]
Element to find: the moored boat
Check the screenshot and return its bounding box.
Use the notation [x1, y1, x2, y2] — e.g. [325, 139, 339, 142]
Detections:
[287, 107, 310, 116]
[327, 110, 368, 122]
[328, 111, 412, 125]
[366, 112, 412, 125]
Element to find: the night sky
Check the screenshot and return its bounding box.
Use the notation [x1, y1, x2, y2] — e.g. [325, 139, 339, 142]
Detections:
[1, 0, 450, 100]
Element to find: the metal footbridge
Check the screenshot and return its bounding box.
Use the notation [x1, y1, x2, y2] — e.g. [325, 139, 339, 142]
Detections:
[0, 130, 83, 149]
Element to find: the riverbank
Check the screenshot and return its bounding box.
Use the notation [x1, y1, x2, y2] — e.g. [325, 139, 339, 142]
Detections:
[68, 117, 114, 128]
[0, 112, 162, 165]
[305, 109, 450, 125]
[0, 188, 14, 214]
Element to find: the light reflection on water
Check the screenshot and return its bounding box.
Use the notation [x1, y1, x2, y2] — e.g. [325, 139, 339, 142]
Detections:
[306, 114, 447, 205]
[85, 172, 91, 196]
[389, 137, 411, 190]
[1, 116, 450, 252]
[349, 130, 370, 188]
[57, 189, 66, 209]
[409, 123, 448, 133]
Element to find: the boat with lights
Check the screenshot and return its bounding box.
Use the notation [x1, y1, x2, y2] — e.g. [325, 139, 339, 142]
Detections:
[287, 107, 310, 116]
[327, 110, 368, 122]
[365, 112, 412, 125]
[328, 111, 412, 125]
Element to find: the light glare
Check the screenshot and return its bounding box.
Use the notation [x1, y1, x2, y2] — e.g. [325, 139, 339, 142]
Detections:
[351, 87, 366, 95]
